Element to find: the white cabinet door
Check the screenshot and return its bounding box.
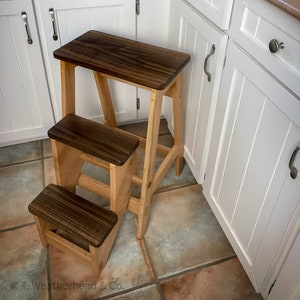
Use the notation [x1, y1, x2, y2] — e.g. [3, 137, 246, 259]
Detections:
[0, 0, 54, 146]
[268, 228, 300, 300]
[185, 0, 234, 29]
[34, 0, 136, 123]
[135, 0, 171, 121]
[168, 0, 228, 183]
[203, 41, 300, 293]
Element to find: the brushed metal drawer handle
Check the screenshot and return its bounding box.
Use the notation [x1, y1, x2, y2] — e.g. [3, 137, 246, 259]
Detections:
[269, 39, 284, 53]
[289, 144, 300, 179]
[204, 44, 215, 82]
[49, 8, 58, 41]
[21, 12, 33, 44]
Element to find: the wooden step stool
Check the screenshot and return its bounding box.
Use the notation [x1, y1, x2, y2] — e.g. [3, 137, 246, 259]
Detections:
[29, 113, 139, 276]
[53, 30, 190, 239]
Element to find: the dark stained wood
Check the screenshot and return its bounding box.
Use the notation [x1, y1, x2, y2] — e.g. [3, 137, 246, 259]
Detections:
[28, 184, 118, 247]
[53, 30, 190, 90]
[48, 114, 139, 166]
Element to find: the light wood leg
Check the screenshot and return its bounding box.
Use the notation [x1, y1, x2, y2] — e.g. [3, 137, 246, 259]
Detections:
[89, 228, 117, 276]
[51, 139, 84, 193]
[93, 72, 117, 127]
[89, 153, 138, 276]
[110, 152, 138, 215]
[136, 89, 163, 239]
[172, 71, 185, 176]
[61, 61, 76, 117]
[110, 152, 138, 229]
[34, 216, 49, 247]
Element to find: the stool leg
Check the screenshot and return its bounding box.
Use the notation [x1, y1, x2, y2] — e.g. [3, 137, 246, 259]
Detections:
[33, 216, 49, 247]
[110, 152, 138, 215]
[89, 226, 118, 276]
[89, 152, 138, 276]
[61, 61, 76, 117]
[137, 90, 163, 239]
[172, 71, 185, 176]
[51, 139, 84, 193]
[94, 72, 117, 128]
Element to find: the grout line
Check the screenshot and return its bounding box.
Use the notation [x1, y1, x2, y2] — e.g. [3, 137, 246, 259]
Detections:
[158, 254, 238, 284]
[46, 247, 53, 300]
[0, 157, 44, 169]
[0, 222, 35, 233]
[137, 238, 165, 300]
[159, 132, 173, 138]
[153, 182, 199, 196]
[96, 254, 237, 299]
[0, 140, 53, 170]
[139, 238, 156, 282]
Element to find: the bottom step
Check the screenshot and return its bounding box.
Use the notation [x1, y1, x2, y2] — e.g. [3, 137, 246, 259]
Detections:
[28, 184, 118, 247]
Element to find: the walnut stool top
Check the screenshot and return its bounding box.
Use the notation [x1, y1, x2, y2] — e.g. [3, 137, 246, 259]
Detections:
[53, 30, 190, 90]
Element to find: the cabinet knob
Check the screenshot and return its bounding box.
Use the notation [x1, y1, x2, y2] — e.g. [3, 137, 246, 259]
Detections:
[269, 39, 284, 53]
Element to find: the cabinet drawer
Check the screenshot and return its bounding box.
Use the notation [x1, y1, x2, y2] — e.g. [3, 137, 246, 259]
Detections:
[230, 0, 300, 97]
[185, 0, 233, 29]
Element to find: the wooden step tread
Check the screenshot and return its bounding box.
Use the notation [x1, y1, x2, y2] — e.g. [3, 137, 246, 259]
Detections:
[48, 114, 139, 166]
[28, 184, 118, 247]
[53, 30, 190, 90]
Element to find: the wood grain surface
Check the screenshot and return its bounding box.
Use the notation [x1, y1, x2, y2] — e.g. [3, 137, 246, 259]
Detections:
[48, 114, 139, 166]
[28, 184, 118, 247]
[54, 30, 190, 90]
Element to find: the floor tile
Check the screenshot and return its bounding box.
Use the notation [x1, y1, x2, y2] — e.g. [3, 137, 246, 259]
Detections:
[49, 211, 153, 300]
[76, 162, 110, 207]
[119, 121, 149, 138]
[72, 149, 196, 201]
[0, 225, 48, 300]
[119, 119, 170, 139]
[0, 120, 262, 300]
[131, 148, 197, 198]
[0, 141, 42, 167]
[158, 133, 174, 147]
[155, 155, 197, 192]
[145, 184, 235, 278]
[0, 161, 43, 229]
[108, 284, 162, 299]
[160, 258, 263, 300]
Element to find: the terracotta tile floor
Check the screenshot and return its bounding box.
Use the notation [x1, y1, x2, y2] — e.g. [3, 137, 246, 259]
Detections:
[0, 120, 263, 299]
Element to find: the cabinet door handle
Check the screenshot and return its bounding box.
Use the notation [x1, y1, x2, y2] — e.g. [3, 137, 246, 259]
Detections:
[204, 44, 215, 82]
[49, 8, 58, 41]
[21, 12, 33, 44]
[289, 144, 300, 179]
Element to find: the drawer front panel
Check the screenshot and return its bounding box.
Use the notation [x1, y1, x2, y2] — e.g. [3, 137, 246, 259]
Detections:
[230, 0, 300, 97]
[185, 0, 234, 29]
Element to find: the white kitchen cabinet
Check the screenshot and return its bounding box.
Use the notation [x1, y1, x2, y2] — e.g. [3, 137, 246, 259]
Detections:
[230, 0, 300, 98]
[185, 0, 234, 30]
[167, 0, 228, 183]
[33, 0, 137, 123]
[0, 0, 54, 146]
[135, 0, 170, 121]
[203, 41, 300, 295]
[268, 226, 300, 300]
